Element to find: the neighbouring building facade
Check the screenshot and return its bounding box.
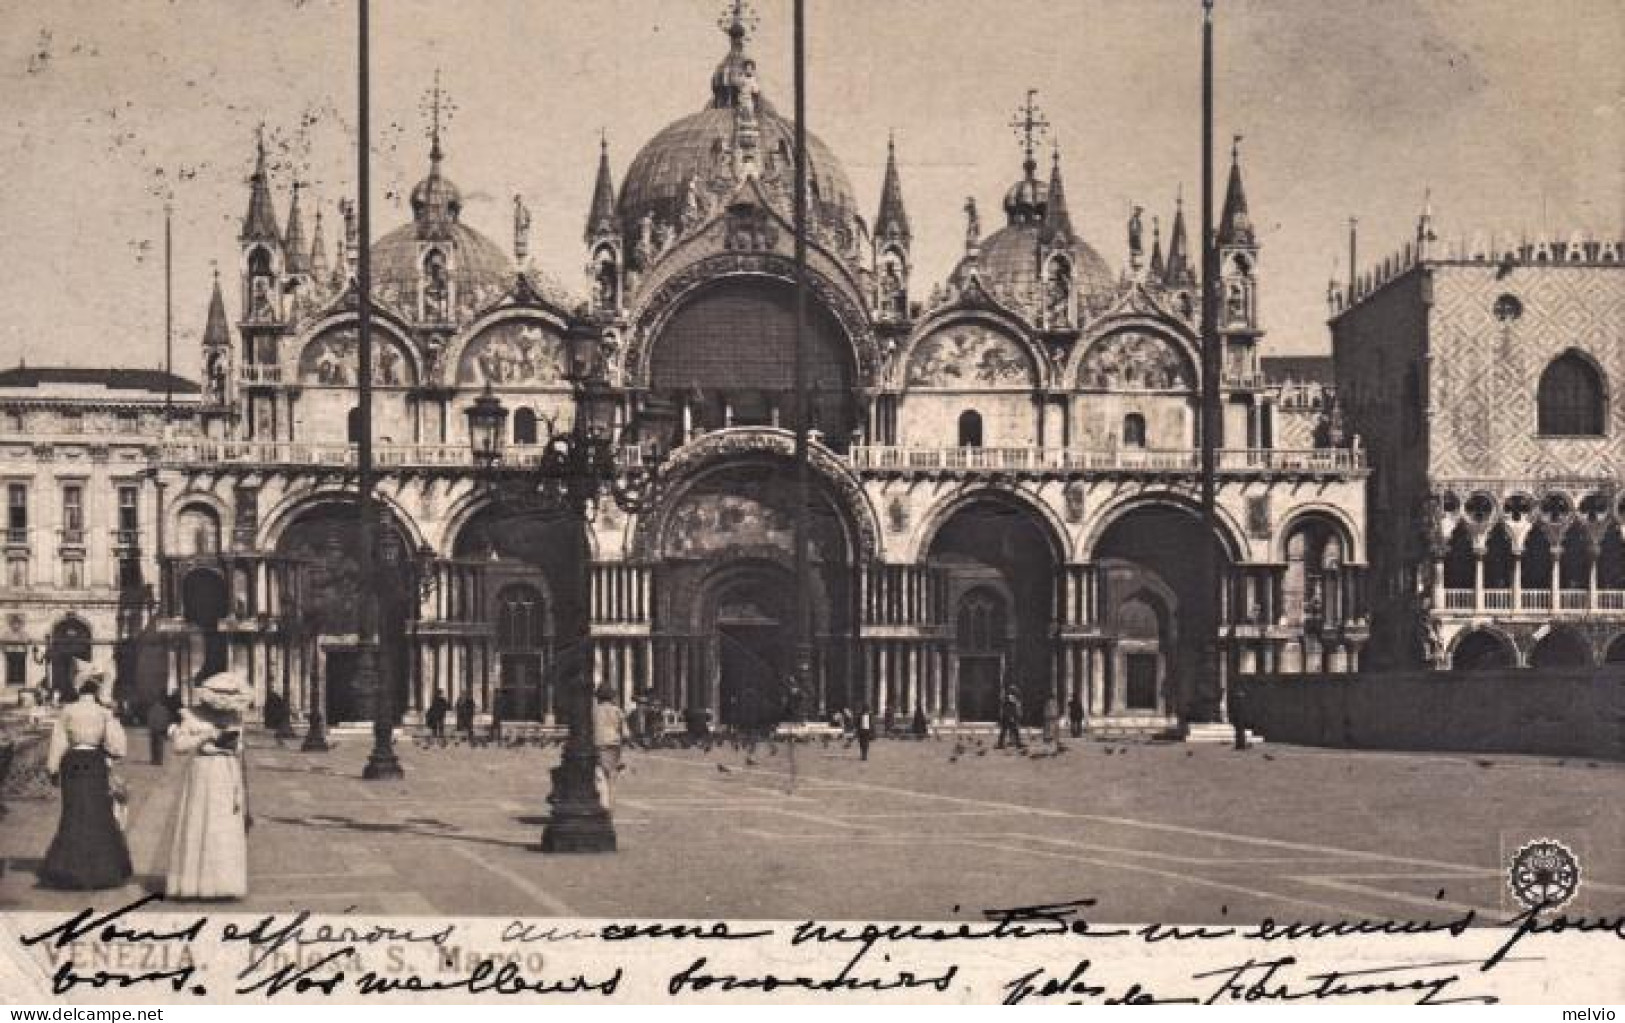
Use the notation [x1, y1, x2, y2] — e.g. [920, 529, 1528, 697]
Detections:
[0, 367, 199, 700]
[1331, 211, 1625, 672]
[16, 8, 1374, 732]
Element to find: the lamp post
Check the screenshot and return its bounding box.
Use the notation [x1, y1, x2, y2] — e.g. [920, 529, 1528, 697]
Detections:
[465, 323, 675, 854]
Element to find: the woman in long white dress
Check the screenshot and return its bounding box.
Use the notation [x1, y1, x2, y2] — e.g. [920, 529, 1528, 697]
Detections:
[165, 673, 251, 900]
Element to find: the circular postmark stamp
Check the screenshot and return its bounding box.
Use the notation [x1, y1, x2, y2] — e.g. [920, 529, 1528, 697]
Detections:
[1508, 838, 1581, 911]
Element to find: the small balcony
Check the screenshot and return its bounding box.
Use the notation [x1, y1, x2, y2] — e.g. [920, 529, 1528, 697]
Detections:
[4, 527, 28, 548]
[58, 527, 86, 549]
[239, 364, 284, 386]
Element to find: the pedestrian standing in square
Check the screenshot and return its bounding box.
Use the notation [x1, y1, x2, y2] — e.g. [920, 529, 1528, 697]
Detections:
[425, 689, 449, 741]
[1042, 693, 1061, 746]
[165, 672, 252, 901]
[39, 668, 132, 890]
[144, 694, 172, 766]
[855, 702, 874, 761]
[996, 685, 1024, 750]
[591, 685, 628, 808]
[1068, 691, 1085, 739]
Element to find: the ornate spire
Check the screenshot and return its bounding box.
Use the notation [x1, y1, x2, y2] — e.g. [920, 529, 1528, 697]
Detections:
[1217, 134, 1255, 247]
[410, 74, 462, 235]
[710, 0, 765, 111]
[1165, 187, 1195, 286]
[1149, 215, 1165, 279]
[1009, 88, 1050, 180]
[283, 181, 310, 274]
[309, 208, 330, 282]
[1041, 144, 1074, 244]
[585, 132, 618, 243]
[240, 125, 281, 244]
[202, 268, 231, 349]
[964, 196, 982, 258]
[875, 132, 911, 244]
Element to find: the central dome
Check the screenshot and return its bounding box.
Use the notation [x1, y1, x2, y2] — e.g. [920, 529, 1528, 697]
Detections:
[617, 17, 860, 256]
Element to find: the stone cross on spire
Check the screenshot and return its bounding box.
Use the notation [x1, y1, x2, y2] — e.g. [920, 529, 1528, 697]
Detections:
[424, 68, 454, 164]
[1009, 89, 1050, 177]
[719, 0, 758, 40]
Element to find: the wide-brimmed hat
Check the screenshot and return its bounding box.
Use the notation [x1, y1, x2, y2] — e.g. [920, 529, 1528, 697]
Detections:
[195, 672, 254, 713]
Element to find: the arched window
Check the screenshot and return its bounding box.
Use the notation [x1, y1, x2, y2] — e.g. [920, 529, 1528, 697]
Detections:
[346, 407, 362, 445]
[956, 588, 1006, 652]
[1537, 352, 1605, 436]
[957, 409, 983, 448]
[513, 407, 538, 445]
[1123, 413, 1147, 448]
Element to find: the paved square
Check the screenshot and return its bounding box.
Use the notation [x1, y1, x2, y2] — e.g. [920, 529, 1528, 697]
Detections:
[2, 728, 1620, 923]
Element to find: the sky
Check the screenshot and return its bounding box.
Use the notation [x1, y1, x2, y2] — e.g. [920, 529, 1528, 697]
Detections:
[0, 0, 1620, 378]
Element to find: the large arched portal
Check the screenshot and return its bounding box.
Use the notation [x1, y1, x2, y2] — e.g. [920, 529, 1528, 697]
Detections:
[927, 497, 1059, 723]
[1093, 504, 1233, 721]
[649, 279, 859, 447]
[650, 457, 856, 728]
[276, 503, 413, 726]
[454, 507, 587, 722]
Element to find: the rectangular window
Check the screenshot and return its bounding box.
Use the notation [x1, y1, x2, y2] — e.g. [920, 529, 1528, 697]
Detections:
[6, 556, 26, 588]
[63, 558, 83, 589]
[4, 650, 24, 685]
[3, 410, 22, 433]
[59, 409, 83, 434]
[116, 410, 140, 430]
[118, 485, 139, 537]
[62, 484, 84, 537]
[7, 484, 27, 542]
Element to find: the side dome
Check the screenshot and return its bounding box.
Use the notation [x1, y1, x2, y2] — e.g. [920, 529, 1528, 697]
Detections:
[959, 224, 1115, 310]
[369, 145, 518, 320]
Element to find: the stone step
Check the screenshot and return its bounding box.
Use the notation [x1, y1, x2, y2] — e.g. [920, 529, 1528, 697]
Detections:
[1184, 723, 1264, 744]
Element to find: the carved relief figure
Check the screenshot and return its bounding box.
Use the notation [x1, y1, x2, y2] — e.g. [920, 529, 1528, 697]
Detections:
[1045, 258, 1072, 326]
[1078, 331, 1191, 391]
[906, 326, 1032, 388]
[423, 248, 451, 322]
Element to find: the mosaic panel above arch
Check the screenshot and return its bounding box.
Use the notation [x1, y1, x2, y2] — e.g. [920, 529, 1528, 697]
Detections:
[298, 325, 417, 387]
[661, 472, 847, 564]
[905, 324, 1036, 390]
[457, 319, 568, 387]
[1077, 330, 1193, 391]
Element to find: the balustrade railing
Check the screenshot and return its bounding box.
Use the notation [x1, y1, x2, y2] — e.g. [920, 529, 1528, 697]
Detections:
[1439, 588, 1624, 615]
[849, 446, 1366, 474]
[160, 439, 648, 472]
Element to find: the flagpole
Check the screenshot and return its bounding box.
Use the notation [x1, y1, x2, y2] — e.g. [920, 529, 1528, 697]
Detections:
[357, 0, 400, 780]
[1200, 0, 1224, 741]
[791, 0, 814, 713]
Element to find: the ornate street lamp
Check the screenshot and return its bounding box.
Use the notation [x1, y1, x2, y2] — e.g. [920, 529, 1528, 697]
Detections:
[465, 321, 676, 853]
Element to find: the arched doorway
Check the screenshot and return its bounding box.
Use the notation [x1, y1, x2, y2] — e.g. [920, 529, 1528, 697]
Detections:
[49, 617, 92, 702]
[494, 583, 552, 721]
[953, 587, 1009, 722]
[1093, 503, 1233, 721]
[180, 568, 229, 681]
[706, 561, 795, 732]
[454, 506, 586, 722]
[1452, 629, 1516, 670]
[927, 497, 1058, 723]
[1530, 628, 1591, 670]
[276, 502, 413, 725]
[650, 457, 857, 728]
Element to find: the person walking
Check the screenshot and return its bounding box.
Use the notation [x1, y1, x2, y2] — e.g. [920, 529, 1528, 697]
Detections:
[144, 694, 173, 766]
[591, 685, 628, 808]
[40, 669, 133, 890]
[166, 672, 252, 900]
[425, 690, 449, 741]
[1042, 693, 1061, 747]
[455, 690, 475, 740]
[1068, 691, 1085, 739]
[996, 685, 1024, 750]
[855, 702, 874, 761]
[262, 690, 290, 746]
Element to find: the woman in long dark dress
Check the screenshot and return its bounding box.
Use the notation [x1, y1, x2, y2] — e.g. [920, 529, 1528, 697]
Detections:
[40, 674, 133, 890]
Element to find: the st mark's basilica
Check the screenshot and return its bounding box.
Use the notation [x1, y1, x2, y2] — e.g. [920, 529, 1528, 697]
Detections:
[24, 7, 1378, 733]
